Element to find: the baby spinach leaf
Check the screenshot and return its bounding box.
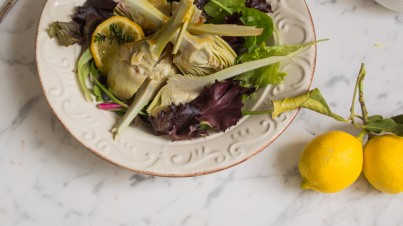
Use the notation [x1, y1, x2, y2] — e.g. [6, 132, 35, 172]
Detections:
[204, 0, 245, 17]
[204, 0, 274, 51]
[238, 7, 273, 49]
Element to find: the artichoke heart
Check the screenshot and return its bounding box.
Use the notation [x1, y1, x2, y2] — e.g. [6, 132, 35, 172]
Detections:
[107, 43, 177, 100]
[173, 34, 237, 76]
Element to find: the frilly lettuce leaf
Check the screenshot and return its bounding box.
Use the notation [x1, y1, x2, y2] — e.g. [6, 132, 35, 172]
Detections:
[235, 40, 323, 89]
[47, 21, 82, 47]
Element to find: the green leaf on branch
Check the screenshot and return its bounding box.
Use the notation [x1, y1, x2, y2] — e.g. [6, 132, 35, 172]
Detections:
[364, 115, 403, 136]
[272, 88, 346, 122]
[391, 114, 403, 124]
[367, 115, 383, 122]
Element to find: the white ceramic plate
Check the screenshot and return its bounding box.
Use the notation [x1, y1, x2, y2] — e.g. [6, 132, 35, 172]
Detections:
[36, 0, 316, 177]
[375, 0, 403, 12]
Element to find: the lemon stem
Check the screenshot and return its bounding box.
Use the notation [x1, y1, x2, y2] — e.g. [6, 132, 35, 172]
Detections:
[300, 180, 312, 190]
[356, 129, 367, 143]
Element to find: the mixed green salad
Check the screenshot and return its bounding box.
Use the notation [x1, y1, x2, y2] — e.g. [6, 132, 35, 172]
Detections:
[47, 0, 316, 140]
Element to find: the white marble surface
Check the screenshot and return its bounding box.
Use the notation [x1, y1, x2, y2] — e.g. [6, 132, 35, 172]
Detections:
[1, 0, 403, 225]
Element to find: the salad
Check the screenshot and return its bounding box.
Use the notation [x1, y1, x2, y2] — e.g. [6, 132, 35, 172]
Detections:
[47, 0, 316, 141]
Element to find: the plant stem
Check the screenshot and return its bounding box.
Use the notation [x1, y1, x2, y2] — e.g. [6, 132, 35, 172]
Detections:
[356, 129, 366, 143]
[349, 70, 360, 126]
[357, 63, 368, 124]
[242, 109, 273, 115]
[356, 63, 374, 139]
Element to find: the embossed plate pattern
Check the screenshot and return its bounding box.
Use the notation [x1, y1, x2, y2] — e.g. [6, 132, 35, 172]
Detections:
[36, 0, 316, 177]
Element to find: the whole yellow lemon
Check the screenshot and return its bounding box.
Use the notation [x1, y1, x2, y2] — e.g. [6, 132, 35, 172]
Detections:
[363, 134, 403, 194]
[299, 131, 363, 193]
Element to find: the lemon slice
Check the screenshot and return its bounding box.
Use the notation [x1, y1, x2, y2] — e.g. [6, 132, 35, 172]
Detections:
[90, 16, 145, 74]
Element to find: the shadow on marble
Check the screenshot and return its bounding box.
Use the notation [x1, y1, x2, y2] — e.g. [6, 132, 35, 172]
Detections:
[272, 140, 306, 193]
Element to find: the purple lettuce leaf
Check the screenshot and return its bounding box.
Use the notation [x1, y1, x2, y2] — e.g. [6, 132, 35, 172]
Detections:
[245, 0, 273, 13]
[222, 12, 247, 55]
[149, 80, 254, 140]
[149, 104, 207, 140]
[192, 80, 247, 131]
[73, 0, 118, 49]
[193, 0, 211, 11]
[170, 0, 210, 11]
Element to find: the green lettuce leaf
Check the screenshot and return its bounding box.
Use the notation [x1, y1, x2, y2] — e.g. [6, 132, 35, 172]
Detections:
[77, 49, 94, 102]
[238, 7, 273, 49]
[203, 0, 273, 51]
[47, 21, 81, 47]
[203, 0, 244, 19]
